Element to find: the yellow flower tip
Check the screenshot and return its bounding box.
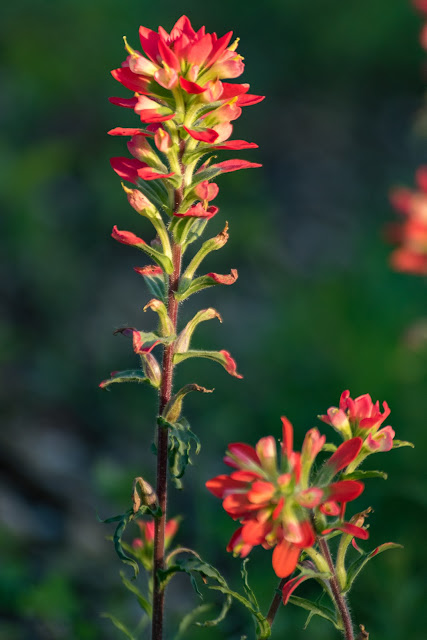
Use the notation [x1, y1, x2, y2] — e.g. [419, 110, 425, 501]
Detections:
[229, 37, 240, 52]
[123, 35, 138, 57]
[120, 181, 133, 195]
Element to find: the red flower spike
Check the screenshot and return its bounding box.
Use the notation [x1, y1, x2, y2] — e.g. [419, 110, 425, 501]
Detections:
[282, 574, 311, 605]
[183, 125, 219, 143]
[272, 539, 301, 578]
[281, 416, 294, 459]
[327, 480, 364, 503]
[326, 437, 363, 473]
[206, 269, 238, 284]
[111, 225, 145, 246]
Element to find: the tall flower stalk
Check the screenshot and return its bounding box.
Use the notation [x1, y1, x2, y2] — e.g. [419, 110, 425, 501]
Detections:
[102, 15, 263, 639]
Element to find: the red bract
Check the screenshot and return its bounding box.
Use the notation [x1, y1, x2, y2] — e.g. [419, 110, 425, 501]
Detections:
[387, 168, 427, 275]
[206, 417, 365, 578]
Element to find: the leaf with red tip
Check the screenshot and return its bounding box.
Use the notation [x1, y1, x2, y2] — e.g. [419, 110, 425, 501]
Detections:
[175, 269, 238, 300]
[183, 125, 219, 143]
[137, 167, 175, 180]
[344, 542, 403, 594]
[236, 94, 265, 106]
[322, 523, 369, 540]
[174, 203, 218, 219]
[112, 225, 145, 246]
[327, 480, 364, 503]
[326, 437, 363, 473]
[212, 159, 262, 174]
[282, 574, 311, 605]
[179, 77, 206, 94]
[272, 540, 301, 578]
[281, 416, 294, 459]
[111, 68, 150, 94]
[138, 26, 160, 63]
[109, 96, 139, 109]
[215, 140, 259, 150]
[108, 127, 150, 136]
[173, 349, 243, 379]
[110, 157, 146, 183]
[220, 82, 250, 100]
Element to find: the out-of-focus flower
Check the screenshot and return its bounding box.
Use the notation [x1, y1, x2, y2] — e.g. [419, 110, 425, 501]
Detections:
[387, 167, 427, 275]
[206, 418, 364, 578]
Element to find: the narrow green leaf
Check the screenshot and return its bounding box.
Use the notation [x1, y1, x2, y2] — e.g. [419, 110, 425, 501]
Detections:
[344, 543, 403, 593]
[343, 470, 388, 481]
[100, 613, 136, 640]
[392, 439, 414, 449]
[210, 585, 271, 639]
[174, 350, 242, 379]
[160, 416, 201, 487]
[174, 604, 213, 639]
[287, 596, 340, 629]
[241, 559, 258, 609]
[321, 443, 337, 452]
[99, 370, 151, 390]
[113, 511, 140, 578]
[120, 571, 152, 617]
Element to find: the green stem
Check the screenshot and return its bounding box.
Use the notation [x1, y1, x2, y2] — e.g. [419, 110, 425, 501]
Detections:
[318, 536, 354, 640]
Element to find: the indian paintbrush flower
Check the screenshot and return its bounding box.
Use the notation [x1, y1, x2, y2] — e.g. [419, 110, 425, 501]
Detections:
[206, 417, 365, 578]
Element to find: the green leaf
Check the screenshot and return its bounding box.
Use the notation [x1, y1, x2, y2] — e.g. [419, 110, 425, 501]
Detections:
[175, 270, 238, 301]
[138, 270, 167, 303]
[392, 439, 414, 449]
[210, 585, 271, 639]
[100, 613, 136, 640]
[344, 542, 403, 593]
[120, 571, 152, 617]
[99, 370, 152, 390]
[241, 559, 258, 609]
[183, 218, 209, 249]
[321, 443, 337, 452]
[174, 604, 214, 639]
[162, 384, 213, 424]
[159, 553, 232, 628]
[184, 164, 221, 190]
[174, 350, 242, 379]
[159, 417, 201, 487]
[287, 596, 340, 630]
[101, 505, 161, 578]
[343, 470, 388, 481]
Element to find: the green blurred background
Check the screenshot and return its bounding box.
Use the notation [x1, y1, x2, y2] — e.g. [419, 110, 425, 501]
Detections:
[1, 0, 427, 638]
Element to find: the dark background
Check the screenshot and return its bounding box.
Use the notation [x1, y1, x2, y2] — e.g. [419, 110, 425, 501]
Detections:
[1, 0, 427, 638]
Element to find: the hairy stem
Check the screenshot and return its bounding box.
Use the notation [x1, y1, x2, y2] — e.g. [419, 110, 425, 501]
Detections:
[152, 186, 183, 639]
[266, 578, 286, 629]
[318, 536, 354, 640]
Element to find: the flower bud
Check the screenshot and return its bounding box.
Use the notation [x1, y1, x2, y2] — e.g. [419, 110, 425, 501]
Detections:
[154, 127, 173, 153]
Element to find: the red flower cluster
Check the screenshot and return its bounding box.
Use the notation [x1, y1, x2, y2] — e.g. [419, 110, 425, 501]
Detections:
[109, 14, 263, 210]
[413, 0, 427, 48]
[206, 418, 366, 578]
[387, 167, 427, 275]
[320, 390, 395, 454]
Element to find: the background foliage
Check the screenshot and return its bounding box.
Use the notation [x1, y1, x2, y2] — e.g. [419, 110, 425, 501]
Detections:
[1, 0, 426, 638]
